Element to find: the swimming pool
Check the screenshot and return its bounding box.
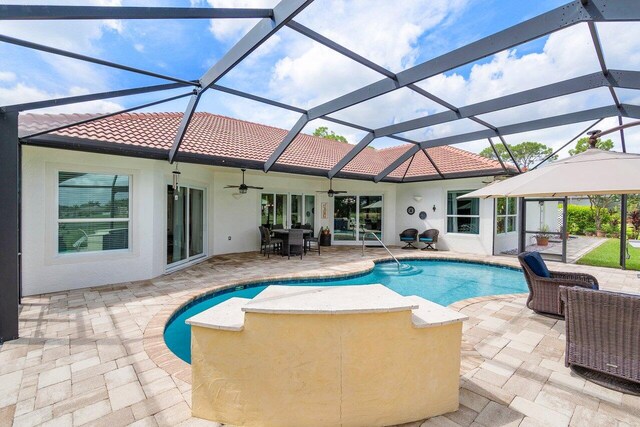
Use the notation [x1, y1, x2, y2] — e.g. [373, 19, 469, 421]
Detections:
[164, 259, 527, 363]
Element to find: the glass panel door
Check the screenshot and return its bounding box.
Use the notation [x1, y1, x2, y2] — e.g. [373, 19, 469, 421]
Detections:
[167, 185, 205, 267]
[167, 186, 187, 265]
[304, 195, 315, 230]
[275, 194, 287, 228]
[290, 194, 303, 228]
[359, 196, 382, 241]
[261, 193, 274, 228]
[334, 195, 357, 241]
[189, 188, 204, 257]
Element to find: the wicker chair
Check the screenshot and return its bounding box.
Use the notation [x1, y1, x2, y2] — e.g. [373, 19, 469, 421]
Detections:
[304, 228, 321, 255]
[419, 229, 439, 251]
[258, 226, 268, 254]
[518, 252, 599, 317]
[559, 286, 640, 390]
[287, 229, 304, 260]
[399, 228, 419, 249]
[263, 230, 282, 259]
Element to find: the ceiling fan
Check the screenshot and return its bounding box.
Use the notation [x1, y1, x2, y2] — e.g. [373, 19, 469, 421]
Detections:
[317, 178, 347, 197]
[224, 168, 264, 194]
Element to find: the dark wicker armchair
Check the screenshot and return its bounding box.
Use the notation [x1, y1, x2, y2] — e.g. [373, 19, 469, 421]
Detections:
[419, 229, 439, 251]
[518, 252, 599, 317]
[560, 286, 640, 389]
[399, 228, 419, 249]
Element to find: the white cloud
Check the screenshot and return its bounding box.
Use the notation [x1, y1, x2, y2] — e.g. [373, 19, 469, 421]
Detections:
[0, 71, 16, 82]
[0, 0, 123, 53]
[200, 0, 278, 42]
[0, 83, 122, 113]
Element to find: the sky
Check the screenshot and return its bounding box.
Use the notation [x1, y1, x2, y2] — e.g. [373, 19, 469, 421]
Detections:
[2, 0, 640, 160]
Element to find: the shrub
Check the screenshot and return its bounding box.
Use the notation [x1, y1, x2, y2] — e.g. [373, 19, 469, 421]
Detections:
[631, 210, 640, 239]
[567, 205, 595, 234]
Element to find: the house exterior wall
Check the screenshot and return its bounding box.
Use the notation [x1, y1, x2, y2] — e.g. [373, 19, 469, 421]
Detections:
[394, 179, 495, 255]
[21, 146, 499, 296]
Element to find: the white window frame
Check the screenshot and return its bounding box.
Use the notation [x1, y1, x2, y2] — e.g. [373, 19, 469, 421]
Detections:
[496, 197, 518, 235]
[446, 190, 480, 235]
[56, 170, 133, 255]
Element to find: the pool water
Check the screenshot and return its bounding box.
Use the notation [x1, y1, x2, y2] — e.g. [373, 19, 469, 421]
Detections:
[164, 260, 527, 363]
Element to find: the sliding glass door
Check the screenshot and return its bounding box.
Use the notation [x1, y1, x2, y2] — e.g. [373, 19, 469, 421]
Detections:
[334, 196, 357, 241]
[333, 195, 383, 243]
[167, 185, 205, 267]
[261, 193, 315, 229]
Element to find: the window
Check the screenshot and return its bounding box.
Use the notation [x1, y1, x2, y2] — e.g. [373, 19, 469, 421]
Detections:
[496, 197, 517, 234]
[58, 172, 130, 254]
[447, 191, 479, 234]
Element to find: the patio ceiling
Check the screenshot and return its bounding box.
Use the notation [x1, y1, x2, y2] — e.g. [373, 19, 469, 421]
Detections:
[2, 0, 640, 182]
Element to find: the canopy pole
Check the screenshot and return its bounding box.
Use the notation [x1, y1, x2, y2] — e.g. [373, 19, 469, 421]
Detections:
[621, 194, 628, 270]
[562, 197, 568, 263]
[518, 198, 526, 253]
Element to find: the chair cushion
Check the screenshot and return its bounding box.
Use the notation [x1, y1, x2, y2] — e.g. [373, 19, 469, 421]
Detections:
[419, 238, 433, 242]
[400, 237, 415, 241]
[523, 252, 550, 278]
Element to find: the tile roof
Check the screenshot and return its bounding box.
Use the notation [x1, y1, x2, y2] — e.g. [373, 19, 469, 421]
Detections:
[19, 112, 507, 181]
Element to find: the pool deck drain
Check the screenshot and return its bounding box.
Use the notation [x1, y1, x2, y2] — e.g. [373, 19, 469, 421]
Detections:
[4, 247, 640, 427]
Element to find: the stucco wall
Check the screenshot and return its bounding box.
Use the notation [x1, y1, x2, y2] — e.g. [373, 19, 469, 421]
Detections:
[191, 311, 462, 426]
[394, 179, 495, 255]
[22, 147, 502, 295]
[21, 147, 401, 295]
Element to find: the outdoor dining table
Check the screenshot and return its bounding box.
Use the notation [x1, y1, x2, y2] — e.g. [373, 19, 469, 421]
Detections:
[272, 229, 312, 256]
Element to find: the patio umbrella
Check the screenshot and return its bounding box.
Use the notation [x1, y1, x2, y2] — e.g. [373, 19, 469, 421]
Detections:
[461, 148, 640, 199]
[361, 200, 383, 209]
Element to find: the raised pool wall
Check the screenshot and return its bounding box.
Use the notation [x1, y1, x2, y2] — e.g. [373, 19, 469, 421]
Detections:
[190, 293, 465, 426]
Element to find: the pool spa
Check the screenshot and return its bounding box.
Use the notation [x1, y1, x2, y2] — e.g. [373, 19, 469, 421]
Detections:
[165, 259, 527, 363]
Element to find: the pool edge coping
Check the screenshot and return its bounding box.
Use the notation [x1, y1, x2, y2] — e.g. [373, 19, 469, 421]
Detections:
[143, 252, 527, 385]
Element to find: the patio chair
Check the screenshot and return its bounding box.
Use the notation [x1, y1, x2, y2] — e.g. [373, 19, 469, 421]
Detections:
[304, 228, 321, 255]
[287, 229, 304, 260]
[399, 228, 419, 249]
[559, 286, 640, 393]
[419, 229, 439, 251]
[263, 231, 282, 259]
[258, 226, 268, 254]
[518, 251, 599, 317]
[273, 223, 284, 230]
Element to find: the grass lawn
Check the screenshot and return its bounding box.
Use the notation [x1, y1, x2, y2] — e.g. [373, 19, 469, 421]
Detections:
[577, 238, 640, 270]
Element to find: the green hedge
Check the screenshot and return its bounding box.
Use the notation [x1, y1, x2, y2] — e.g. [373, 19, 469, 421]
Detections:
[567, 204, 611, 234]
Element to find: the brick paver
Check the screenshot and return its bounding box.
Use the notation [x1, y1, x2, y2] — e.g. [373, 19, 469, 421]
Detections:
[1, 247, 638, 426]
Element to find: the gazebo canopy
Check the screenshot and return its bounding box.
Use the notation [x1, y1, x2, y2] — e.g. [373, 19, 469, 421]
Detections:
[461, 147, 640, 198]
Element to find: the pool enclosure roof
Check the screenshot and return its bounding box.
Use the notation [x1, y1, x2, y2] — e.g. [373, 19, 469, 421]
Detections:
[3, 0, 640, 182]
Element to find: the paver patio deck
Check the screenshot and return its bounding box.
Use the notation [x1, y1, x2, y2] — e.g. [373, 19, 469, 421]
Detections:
[2, 247, 639, 427]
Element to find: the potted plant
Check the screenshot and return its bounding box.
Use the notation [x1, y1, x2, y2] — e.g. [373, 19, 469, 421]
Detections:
[584, 227, 596, 237]
[535, 225, 551, 246]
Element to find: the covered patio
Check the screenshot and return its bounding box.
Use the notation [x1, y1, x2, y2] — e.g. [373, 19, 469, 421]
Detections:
[1, 247, 638, 426]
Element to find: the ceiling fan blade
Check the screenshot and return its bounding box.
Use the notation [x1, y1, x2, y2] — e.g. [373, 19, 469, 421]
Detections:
[334, 191, 347, 194]
[224, 185, 240, 188]
[246, 186, 264, 190]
